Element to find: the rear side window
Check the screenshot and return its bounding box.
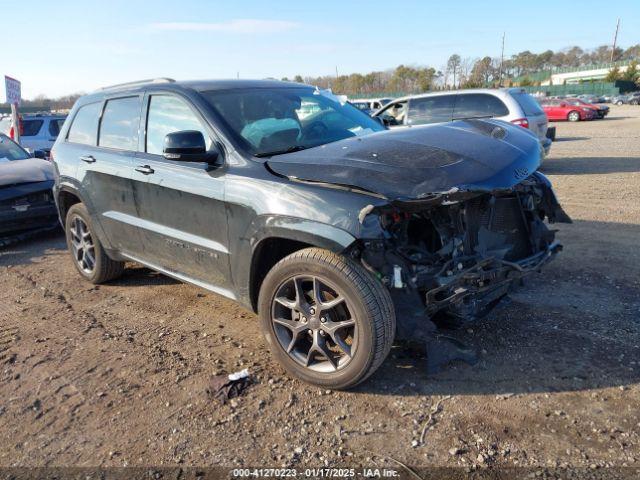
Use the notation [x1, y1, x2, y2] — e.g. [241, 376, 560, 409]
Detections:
[68, 102, 102, 145]
[22, 120, 44, 137]
[99, 97, 141, 150]
[453, 94, 509, 119]
[407, 95, 455, 125]
[48, 119, 65, 137]
[146, 95, 210, 155]
[512, 92, 544, 116]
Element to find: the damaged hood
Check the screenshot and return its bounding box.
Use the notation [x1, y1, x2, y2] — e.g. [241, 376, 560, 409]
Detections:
[0, 157, 54, 187]
[266, 119, 542, 200]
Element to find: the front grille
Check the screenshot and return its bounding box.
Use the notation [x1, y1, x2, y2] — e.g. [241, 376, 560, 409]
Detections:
[465, 195, 532, 261]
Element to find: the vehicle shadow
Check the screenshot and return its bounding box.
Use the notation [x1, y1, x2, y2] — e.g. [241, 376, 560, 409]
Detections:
[358, 219, 640, 396]
[541, 156, 640, 175]
[0, 229, 65, 267]
[553, 136, 589, 142]
[110, 265, 180, 287]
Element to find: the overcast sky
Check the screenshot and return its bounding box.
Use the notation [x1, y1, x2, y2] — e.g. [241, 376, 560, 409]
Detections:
[3, 0, 640, 99]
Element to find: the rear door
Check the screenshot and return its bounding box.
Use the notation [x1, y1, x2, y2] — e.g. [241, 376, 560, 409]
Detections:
[406, 95, 455, 126]
[452, 93, 509, 121]
[130, 92, 233, 296]
[70, 96, 146, 257]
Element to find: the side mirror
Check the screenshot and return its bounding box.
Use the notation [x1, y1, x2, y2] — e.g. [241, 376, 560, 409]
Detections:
[560, 102, 567, 108]
[163, 130, 219, 164]
[33, 149, 47, 159]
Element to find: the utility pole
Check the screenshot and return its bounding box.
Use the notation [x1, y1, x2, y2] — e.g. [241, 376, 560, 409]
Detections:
[611, 18, 620, 63]
[335, 66, 339, 79]
[498, 32, 505, 87]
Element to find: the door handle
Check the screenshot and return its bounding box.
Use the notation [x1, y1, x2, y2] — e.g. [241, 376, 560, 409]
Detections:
[79, 155, 96, 163]
[135, 165, 155, 175]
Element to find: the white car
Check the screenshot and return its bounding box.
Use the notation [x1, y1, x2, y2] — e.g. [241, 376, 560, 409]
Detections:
[2, 114, 67, 153]
[349, 97, 394, 114]
[373, 88, 552, 157]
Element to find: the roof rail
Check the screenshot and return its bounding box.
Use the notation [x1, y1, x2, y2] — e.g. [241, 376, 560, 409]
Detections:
[99, 78, 176, 91]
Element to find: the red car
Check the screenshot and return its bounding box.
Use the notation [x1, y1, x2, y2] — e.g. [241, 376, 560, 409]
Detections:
[562, 98, 609, 118]
[540, 99, 597, 122]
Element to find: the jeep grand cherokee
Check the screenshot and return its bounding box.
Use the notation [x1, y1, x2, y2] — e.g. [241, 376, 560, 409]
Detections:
[51, 78, 570, 389]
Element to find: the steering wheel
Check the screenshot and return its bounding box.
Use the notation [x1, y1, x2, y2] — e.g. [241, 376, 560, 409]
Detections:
[304, 120, 329, 139]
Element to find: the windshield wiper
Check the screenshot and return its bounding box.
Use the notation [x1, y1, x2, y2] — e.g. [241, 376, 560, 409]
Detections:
[254, 145, 308, 158]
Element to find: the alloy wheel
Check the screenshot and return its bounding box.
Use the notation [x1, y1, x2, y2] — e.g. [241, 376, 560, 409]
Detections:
[69, 215, 96, 274]
[271, 275, 356, 373]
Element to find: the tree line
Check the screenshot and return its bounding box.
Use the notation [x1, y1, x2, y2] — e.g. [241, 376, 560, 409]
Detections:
[285, 43, 640, 95]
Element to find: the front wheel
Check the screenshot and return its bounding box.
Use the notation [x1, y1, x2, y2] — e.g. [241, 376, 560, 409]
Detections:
[616, 100, 624, 106]
[567, 110, 581, 122]
[258, 248, 395, 389]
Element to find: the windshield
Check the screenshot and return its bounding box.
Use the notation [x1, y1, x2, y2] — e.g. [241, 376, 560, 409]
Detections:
[0, 135, 30, 162]
[202, 87, 385, 156]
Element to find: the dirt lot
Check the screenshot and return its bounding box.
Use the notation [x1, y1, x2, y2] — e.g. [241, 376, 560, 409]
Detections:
[1, 107, 639, 474]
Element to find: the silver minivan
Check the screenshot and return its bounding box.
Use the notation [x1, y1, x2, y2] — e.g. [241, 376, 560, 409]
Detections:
[373, 88, 551, 157]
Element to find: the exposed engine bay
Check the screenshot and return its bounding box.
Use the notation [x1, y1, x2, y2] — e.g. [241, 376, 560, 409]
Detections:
[357, 172, 571, 340]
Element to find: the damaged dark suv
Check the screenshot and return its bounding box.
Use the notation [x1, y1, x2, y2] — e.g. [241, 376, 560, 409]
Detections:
[52, 79, 570, 389]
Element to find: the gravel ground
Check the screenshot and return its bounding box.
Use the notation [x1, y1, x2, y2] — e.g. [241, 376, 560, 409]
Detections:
[1, 106, 639, 475]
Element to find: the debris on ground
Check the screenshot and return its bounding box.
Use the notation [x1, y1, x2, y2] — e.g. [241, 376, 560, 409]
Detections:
[207, 368, 251, 405]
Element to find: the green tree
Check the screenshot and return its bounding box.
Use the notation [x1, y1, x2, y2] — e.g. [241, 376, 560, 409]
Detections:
[622, 61, 639, 82]
[293, 75, 304, 83]
[605, 66, 621, 82]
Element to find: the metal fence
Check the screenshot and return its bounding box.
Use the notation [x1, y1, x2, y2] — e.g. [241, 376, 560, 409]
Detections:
[518, 82, 620, 97]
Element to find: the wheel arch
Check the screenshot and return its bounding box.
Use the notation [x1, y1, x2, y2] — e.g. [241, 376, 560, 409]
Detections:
[243, 219, 357, 312]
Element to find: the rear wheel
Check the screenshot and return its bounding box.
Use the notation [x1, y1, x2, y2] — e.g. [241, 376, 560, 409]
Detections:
[65, 203, 124, 283]
[258, 248, 395, 389]
[567, 110, 580, 122]
[616, 100, 624, 106]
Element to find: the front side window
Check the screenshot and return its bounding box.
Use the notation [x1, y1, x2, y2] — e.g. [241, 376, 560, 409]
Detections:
[203, 87, 385, 156]
[22, 120, 44, 137]
[0, 135, 30, 161]
[146, 95, 211, 155]
[68, 102, 102, 145]
[453, 94, 509, 119]
[407, 96, 454, 125]
[99, 97, 141, 150]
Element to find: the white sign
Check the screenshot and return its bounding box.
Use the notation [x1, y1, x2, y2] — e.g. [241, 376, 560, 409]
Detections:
[4, 76, 21, 105]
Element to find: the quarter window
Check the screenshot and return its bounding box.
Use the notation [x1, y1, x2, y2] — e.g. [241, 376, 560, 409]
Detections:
[67, 102, 102, 145]
[453, 94, 509, 119]
[146, 95, 211, 155]
[99, 97, 141, 150]
[407, 96, 455, 125]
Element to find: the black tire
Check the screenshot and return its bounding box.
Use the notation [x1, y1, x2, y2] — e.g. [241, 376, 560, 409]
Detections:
[567, 110, 580, 122]
[258, 248, 395, 389]
[65, 203, 125, 283]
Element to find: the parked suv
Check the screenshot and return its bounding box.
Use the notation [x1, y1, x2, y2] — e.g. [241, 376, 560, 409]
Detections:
[52, 79, 570, 389]
[20, 114, 67, 153]
[372, 88, 552, 157]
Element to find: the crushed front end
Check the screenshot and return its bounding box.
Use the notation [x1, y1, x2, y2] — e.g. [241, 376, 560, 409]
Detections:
[357, 172, 571, 339]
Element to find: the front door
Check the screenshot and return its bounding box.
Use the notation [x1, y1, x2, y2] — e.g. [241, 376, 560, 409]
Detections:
[130, 92, 234, 298]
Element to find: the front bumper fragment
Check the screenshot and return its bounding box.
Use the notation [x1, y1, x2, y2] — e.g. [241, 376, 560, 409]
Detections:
[424, 242, 562, 319]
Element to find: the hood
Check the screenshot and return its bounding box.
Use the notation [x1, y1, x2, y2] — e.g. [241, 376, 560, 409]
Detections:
[266, 119, 542, 200]
[0, 157, 54, 187]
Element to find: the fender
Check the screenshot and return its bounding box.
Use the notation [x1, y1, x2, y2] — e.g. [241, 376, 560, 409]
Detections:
[231, 214, 356, 310]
